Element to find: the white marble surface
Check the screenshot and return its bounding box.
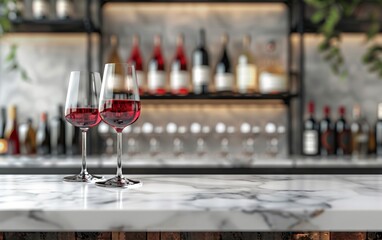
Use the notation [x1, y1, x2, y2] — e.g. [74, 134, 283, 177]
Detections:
[1, 174, 382, 231]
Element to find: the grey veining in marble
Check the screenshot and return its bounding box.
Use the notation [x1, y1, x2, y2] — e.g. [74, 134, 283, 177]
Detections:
[1, 174, 382, 231]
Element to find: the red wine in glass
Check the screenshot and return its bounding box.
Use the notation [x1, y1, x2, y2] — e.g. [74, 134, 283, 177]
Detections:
[100, 100, 141, 132]
[65, 108, 101, 128]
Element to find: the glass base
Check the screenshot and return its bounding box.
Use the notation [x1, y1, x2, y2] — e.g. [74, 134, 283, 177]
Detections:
[95, 176, 142, 189]
[63, 173, 104, 183]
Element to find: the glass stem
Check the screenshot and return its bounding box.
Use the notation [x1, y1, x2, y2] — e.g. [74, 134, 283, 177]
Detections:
[116, 132, 123, 179]
[80, 129, 88, 175]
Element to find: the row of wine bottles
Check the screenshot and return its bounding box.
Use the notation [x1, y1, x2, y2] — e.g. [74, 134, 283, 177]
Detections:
[302, 102, 382, 157]
[0, 105, 80, 156]
[109, 30, 288, 96]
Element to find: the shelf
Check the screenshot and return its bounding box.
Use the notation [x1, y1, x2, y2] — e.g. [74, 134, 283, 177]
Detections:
[101, 0, 287, 5]
[140, 92, 297, 103]
[292, 19, 382, 34]
[9, 19, 100, 33]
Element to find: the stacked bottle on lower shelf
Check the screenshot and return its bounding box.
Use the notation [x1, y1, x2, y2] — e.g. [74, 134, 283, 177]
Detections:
[303, 101, 382, 158]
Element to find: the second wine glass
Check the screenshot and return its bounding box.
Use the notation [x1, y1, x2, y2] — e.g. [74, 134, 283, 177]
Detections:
[64, 71, 103, 182]
[97, 63, 142, 188]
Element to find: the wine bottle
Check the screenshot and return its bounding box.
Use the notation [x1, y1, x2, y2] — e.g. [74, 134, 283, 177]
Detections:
[215, 33, 233, 94]
[192, 29, 210, 95]
[259, 40, 288, 94]
[36, 112, 51, 155]
[319, 106, 335, 156]
[335, 106, 352, 156]
[32, 0, 49, 19]
[5, 106, 20, 155]
[236, 35, 258, 94]
[54, 105, 66, 155]
[148, 35, 166, 95]
[375, 103, 382, 156]
[170, 34, 189, 96]
[351, 104, 370, 158]
[56, 0, 74, 19]
[302, 101, 319, 156]
[128, 34, 145, 95]
[0, 107, 7, 155]
[23, 118, 37, 155]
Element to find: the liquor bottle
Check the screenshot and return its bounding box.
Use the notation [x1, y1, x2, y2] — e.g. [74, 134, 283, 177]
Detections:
[259, 40, 288, 94]
[107, 35, 124, 91]
[56, 0, 74, 19]
[375, 103, 382, 156]
[5, 106, 20, 155]
[147, 35, 166, 95]
[170, 34, 189, 96]
[127, 34, 145, 95]
[319, 106, 335, 156]
[215, 33, 234, 94]
[54, 105, 66, 155]
[302, 101, 319, 156]
[335, 106, 352, 156]
[0, 107, 7, 155]
[32, 0, 49, 19]
[351, 105, 370, 158]
[36, 112, 51, 155]
[236, 35, 258, 94]
[23, 118, 37, 155]
[192, 29, 210, 94]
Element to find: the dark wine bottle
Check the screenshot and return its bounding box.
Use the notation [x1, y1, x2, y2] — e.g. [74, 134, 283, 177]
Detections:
[0, 107, 7, 155]
[170, 33, 189, 96]
[376, 103, 382, 156]
[55, 105, 66, 155]
[302, 101, 319, 156]
[23, 118, 37, 155]
[215, 33, 233, 94]
[319, 106, 335, 156]
[148, 35, 166, 95]
[192, 29, 210, 95]
[335, 106, 352, 156]
[128, 34, 145, 95]
[36, 112, 51, 155]
[71, 125, 80, 155]
[5, 106, 20, 155]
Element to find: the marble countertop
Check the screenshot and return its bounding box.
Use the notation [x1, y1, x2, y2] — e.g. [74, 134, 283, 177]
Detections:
[1, 174, 382, 231]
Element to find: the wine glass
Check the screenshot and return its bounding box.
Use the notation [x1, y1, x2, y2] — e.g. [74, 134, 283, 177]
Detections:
[97, 63, 142, 188]
[64, 71, 103, 182]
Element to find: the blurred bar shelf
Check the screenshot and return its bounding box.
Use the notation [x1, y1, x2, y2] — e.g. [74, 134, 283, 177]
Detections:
[101, 0, 288, 5]
[140, 92, 298, 104]
[3, 156, 382, 174]
[9, 19, 100, 33]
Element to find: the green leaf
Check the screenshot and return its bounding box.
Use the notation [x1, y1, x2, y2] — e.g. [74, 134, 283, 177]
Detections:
[311, 10, 326, 24]
[321, 7, 341, 36]
[5, 44, 17, 62]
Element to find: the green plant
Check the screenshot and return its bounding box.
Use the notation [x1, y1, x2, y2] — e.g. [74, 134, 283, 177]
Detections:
[305, 0, 382, 78]
[0, 0, 29, 81]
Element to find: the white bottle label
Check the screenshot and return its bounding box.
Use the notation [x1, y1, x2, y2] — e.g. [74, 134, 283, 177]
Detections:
[136, 70, 145, 89]
[56, 0, 73, 18]
[236, 64, 257, 93]
[170, 71, 189, 91]
[303, 130, 318, 155]
[259, 72, 288, 93]
[33, 1, 49, 18]
[192, 66, 210, 87]
[215, 73, 234, 91]
[148, 71, 166, 91]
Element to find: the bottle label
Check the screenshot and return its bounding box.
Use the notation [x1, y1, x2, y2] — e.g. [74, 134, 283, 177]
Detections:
[136, 70, 145, 89]
[321, 130, 334, 153]
[148, 71, 166, 91]
[0, 139, 8, 154]
[303, 130, 318, 155]
[56, 0, 73, 18]
[170, 71, 189, 91]
[236, 64, 257, 93]
[215, 73, 234, 91]
[259, 72, 288, 94]
[33, 1, 49, 18]
[192, 66, 210, 87]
